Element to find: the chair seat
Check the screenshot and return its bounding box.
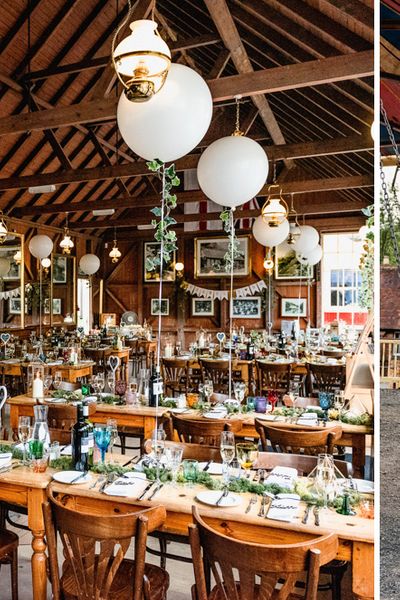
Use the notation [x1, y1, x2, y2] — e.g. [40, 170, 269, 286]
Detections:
[62, 558, 169, 600]
[0, 528, 18, 561]
[208, 582, 303, 600]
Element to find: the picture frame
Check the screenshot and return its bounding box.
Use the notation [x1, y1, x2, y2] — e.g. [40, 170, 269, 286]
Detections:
[0, 246, 21, 280]
[192, 297, 214, 317]
[281, 297, 307, 317]
[194, 236, 250, 278]
[275, 242, 313, 280]
[144, 242, 176, 282]
[44, 298, 62, 315]
[231, 296, 261, 319]
[53, 255, 67, 284]
[9, 297, 21, 314]
[151, 298, 169, 316]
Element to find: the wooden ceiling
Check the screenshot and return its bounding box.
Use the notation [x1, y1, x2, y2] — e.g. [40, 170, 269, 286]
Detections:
[0, 0, 374, 239]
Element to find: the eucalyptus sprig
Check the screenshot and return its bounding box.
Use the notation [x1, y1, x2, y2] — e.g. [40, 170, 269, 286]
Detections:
[146, 159, 180, 270]
[220, 209, 244, 273]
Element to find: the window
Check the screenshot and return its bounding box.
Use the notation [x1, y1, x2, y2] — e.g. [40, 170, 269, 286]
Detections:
[77, 278, 91, 334]
[321, 232, 367, 327]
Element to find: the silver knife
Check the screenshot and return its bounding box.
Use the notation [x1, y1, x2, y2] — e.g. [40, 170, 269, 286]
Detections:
[137, 481, 155, 500]
[203, 460, 212, 472]
[148, 483, 164, 500]
[302, 504, 312, 524]
[70, 471, 87, 484]
[314, 506, 320, 526]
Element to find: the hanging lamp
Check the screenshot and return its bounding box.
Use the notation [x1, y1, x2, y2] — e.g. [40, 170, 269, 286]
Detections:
[263, 248, 274, 271]
[59, 213, 74, 255]
[261, 184, 288, 227]
[286, 194, 301, 245]
[112, 0, 171, 102]
[0, 213, 8, 244]
[109, 229, 122, 263]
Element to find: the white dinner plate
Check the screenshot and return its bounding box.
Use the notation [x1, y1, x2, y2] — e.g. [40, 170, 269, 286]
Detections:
[52, 471, 92, 484]
[254, 414, 286, 422]
[198, 462, 223, 475]
[169, 408, 189, 414]
[196, 490, 242, 507]
[338, 478, 374, 494]
[203, 412, 227, 420]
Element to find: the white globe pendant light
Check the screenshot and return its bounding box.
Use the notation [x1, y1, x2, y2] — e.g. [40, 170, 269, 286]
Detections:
[117, 63, 212, 162]
[29, 235, 53, 259]
[296, 244, 323, 266]
[292, 225, 319, 254]
[197, 135, 268, 208]
[358, 225, 369, 240]
[252, 216, 289, 247]
[79, 254, 100, 276]
[0, 258, 10, 278]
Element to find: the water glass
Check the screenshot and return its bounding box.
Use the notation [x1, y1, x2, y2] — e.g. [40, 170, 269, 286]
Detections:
[220, 431, 235, 484]
[315, 454, 336, 509]
[165, 445, 183, 487]
[18, 416, 31, 465]
[93, 425, 111, 464]
[203, 379, 213, 403]
[107, 373, 115, 394]
[182, 459, 198, 487]
[106, 419, 118, 453]
[234, 381, 246, 404]
[236, 442, 258, 475]
[43, 375, 53, 396]
[53, 371, 62, 391]
[32, 451, 49, 473]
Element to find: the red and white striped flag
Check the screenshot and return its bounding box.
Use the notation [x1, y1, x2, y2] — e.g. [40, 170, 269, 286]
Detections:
[183, 169, 222, 232]
[235, 198, 259, 229]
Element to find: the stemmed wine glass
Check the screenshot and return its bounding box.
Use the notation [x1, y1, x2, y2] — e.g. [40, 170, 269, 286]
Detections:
[149, 428, 166, 485]
[334, 391, 346, 417]
[233, 381, 246, 405]
[236, 442, 258, 478]
[97, 372, 105, 398]
[53, 371, 62, 391]
[18, 416, 31, 465]
[106, 419, 118, 454]
[107, 372, 115, 394]
[203, 379, 213, 403]
[93, 425, 111, 464]
[91, 375, 100, 401]
[220, 431, 235, 484]
[43, 375, 53, 397]
[314, 454, 337, 511]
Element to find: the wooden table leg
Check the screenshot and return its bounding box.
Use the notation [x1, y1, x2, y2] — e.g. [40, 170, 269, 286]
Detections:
[28, 488, 48, 600]
[352, 541, 374, 599]
[352, 433, 366, 479]
[143, 416, 157, 439]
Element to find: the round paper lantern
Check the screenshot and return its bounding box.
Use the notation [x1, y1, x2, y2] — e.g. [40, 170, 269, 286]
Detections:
[0, 258, 10, 277]
[117, 63, 212, 162]
[296, 244, 323, 266]
[29, 235, 53, 259]
[197, 136, 268, 208]
[358, 225, 369, 239]
[79, 254, 100, 276]
[292, 225, 319, 254]
[252, 216, 289, 247]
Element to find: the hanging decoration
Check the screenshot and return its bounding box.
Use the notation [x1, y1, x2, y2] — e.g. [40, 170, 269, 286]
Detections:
[79, 254, 100, 276]
[28, 235, 53, 259]
[292, 225, 319, 254]
[183, 279, 267, 301]
[112, 0, 171, 102]
[0, 287, 20, 300]
[252, 215, 289, 247]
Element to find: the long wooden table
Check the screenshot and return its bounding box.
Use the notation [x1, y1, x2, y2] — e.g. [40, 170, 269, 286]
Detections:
[7, 396, 372, 477]
[49, 471, 374, 600]
[0, 359, 95, 382]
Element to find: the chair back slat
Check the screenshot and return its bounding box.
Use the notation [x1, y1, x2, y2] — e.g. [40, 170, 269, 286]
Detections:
[171, 415, 239, 446]
[256, 361, 291, 395]
[255, 421, 342, 456]
[307, 363, 345, 393]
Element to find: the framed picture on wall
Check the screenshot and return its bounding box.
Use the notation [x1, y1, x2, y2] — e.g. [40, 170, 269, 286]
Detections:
[53, 256, 67, 284]
[151, 298, 169, 316]
[9, 297, 21, 314]
[281, 298, 307, 317]
[192, 297, 214, 316]
[231, 297, 261, 319]
[144, 242, 176, 282]
[194, 236, 250, 278]
[44, 299, 62, 314]
[275, 242, 313, 280]
[0, 246, 21, 280]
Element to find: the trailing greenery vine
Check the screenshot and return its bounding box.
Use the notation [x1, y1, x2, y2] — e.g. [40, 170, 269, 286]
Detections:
[220, 209, 244, 272]
[146, 159, 180, 271]
[358, 205, 374, 310]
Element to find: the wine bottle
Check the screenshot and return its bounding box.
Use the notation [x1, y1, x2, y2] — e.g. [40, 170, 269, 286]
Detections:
[148, 364, 163, 407]
[71, 403, 89, 471]
[82, 402, 94, 467]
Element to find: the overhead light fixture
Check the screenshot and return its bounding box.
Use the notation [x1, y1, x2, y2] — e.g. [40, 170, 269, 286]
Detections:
[41, 257, 51, 275]
[28, 185, 56, 194]
[13, 250, 22, 265]
[263, 248, 274, 271]
[112, 1, 171, 102]
[261, 185, 288, 227]
[109, 229, 122, 263]
[286, 194, 301, 246]
[59, 213, 74, 255]
[92, 209, 115, 217]
[0, 213, 8, 244]
[174, 261, 184, 272]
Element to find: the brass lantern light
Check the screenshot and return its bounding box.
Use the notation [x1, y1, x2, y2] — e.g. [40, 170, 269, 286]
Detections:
[109, 230, 122, 263]
[112, 1, 171, 102]
[263, 248, 274, 271]
[59, 213, 74, 255]
[261, 185, 288, 227]
[286, 194, 301, 246]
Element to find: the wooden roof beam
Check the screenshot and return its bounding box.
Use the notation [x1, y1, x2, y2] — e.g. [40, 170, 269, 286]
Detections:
[3, 134, 373, 196]
[0, 50, 373, 137]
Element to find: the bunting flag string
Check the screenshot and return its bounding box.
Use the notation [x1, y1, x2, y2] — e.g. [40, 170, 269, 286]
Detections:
[183, 279, 267, 301]
[0, 286, 21, 300]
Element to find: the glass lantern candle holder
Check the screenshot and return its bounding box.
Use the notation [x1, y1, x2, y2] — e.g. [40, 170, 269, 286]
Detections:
[28, 363, 45, 401]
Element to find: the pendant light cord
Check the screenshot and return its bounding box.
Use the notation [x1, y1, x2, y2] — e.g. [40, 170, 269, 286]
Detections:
[228, 208, 235, 399]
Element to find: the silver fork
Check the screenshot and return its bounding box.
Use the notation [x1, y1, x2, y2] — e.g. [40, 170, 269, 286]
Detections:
[245, 494, 257, 514]
[216, 488, 229, 506]
[258, 492, 267, 517]
[89, 475, 105, 490]
[314, 506, 321, 526]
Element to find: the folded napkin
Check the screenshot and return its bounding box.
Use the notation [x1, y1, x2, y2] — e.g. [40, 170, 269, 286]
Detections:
[0, 453, 12, 468]
[266, 493, 301, 522]
[266, 466, 298, 489]
[198, 462, 223, 475]
[61, 445, 72, 455]
[297, 412, 319, 427]
[103, 473, 148, 498]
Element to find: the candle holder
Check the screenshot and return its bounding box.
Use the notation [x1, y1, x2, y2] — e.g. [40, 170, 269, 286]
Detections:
[28, 363, 45, 401]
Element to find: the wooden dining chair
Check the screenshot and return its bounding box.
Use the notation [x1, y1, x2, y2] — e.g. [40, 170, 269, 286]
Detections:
[255, 360, 292, 395]
[0, 528, 18, 600]
[161, 358, 189, 397]
[254, 451, 352, 478]
[199, 359, 242, 394]
[189, 505, 338, 600]
[320, 349, 346, 359]
[307, 363, 345, 394]
[43, 491, 169, 600]
[254, 421, 343, 456]
[47, 403, 96, 445]
[171, 415, 240, 446]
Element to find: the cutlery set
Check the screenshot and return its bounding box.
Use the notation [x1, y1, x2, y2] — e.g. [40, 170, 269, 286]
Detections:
[302, 503, 320, 526]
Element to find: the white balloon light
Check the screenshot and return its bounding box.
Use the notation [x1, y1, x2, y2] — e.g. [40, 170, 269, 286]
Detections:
[292, 225, 319, 254]
[0, 258, 10, 277]
[252, 216, 289, 247]
[197, 136, 268, 208]
[79, 254, 100, 276]
[117, 63, 212, 162]
[358, 225, 369, 239]
[296, 244, 323, 266]
[29, 235, 53, 259]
